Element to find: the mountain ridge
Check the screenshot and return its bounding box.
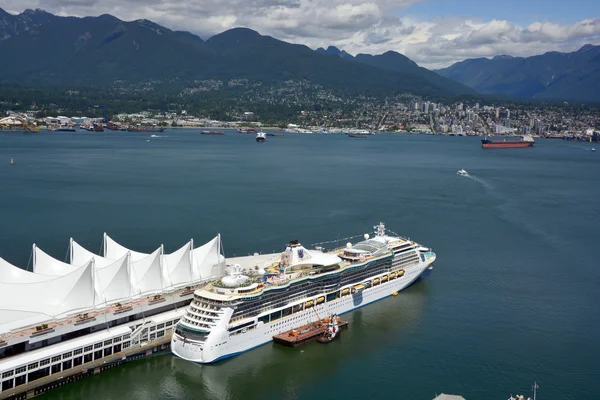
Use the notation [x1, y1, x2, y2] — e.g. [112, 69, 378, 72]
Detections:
[436, 45, 600, 102]
[0, 8, 475, 98]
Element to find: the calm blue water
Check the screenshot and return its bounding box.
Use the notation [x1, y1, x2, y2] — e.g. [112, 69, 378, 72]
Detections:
[1, 130, 599, 400]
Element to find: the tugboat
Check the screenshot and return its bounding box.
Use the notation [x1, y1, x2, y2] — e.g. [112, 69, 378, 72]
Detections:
[317, 314, 341, 344]
[256, 131, 266, 142]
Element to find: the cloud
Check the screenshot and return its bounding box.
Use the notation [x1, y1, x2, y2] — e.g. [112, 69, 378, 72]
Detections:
[3, 0, 600, 69]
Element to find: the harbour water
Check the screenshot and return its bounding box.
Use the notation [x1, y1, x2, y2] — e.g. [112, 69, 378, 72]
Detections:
[1, 130, 599, 400]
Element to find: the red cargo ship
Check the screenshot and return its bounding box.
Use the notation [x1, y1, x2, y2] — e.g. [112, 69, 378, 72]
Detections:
[481, 135, 534, 149]
[201, 130, 224, 135]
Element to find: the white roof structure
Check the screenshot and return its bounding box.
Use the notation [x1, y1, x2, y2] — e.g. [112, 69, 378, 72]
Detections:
[104, 233, 158, 262]
[32, 244, 78, 276]
[280, 241, 341, 269]
[0, 234, 224, 334]
[0, 261, 95, 333]
[0, 257, 52, 283]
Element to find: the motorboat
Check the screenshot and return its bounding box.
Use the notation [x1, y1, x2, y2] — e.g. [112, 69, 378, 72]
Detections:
[256, 131, 266, 142]
[457, 169, 468, 176]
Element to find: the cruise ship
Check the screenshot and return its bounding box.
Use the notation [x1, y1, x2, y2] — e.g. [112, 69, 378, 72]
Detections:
[171, 223, 436, 364]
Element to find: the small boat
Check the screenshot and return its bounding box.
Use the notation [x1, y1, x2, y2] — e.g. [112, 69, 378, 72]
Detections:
[266, 133, 284, 137]
[591, 148, 596, 152]
[316, 314, 342, 344]
[57, 126, 76, 132]
[201, 130, 224, 135]
[10, 158, 15, 166]
[457, 169, 468, 176]
[256, 132, 266, 142]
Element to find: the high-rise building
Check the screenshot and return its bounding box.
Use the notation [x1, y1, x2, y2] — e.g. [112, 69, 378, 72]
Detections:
[495, 108, 500, 119]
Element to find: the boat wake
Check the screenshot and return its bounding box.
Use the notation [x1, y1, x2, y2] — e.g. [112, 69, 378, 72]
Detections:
[150, 134, 168, 138]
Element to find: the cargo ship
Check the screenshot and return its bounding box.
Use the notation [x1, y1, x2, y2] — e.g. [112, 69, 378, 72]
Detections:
[238, 128, 257, 133]
[481, 135, 534, 149]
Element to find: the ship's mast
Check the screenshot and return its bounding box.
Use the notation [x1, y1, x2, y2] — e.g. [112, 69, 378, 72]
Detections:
[532, 382, 538, 400]
[374, 222, 386, 237]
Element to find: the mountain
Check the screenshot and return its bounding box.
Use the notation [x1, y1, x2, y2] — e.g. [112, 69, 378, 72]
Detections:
[0, 8, 56, 41]
[315, 46, 354, 60]
[0, 8, 474, 98]
[315, 47, 474, 98]
[436, 45, 600, 102]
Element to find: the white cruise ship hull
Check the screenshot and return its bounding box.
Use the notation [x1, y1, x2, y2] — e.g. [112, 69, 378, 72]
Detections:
[171, 260, 430, 364]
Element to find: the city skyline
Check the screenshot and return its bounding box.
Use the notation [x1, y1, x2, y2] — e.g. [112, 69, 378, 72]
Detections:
[1, 0, 599, 68]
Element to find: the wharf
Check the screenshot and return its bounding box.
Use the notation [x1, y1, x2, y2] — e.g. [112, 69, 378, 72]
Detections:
[273, 319, 348, 347]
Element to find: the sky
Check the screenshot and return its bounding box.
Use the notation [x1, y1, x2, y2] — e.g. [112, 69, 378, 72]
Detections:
[2, 0, 600, 69]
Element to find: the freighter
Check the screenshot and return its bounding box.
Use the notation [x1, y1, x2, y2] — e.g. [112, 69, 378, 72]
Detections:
[481, 135, 534, 148]
[171, 223, 436, 364]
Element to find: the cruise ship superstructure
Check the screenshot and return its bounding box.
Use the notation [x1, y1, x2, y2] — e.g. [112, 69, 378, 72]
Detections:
[172, 223, 436, 364]
[0, 234, 224, 398]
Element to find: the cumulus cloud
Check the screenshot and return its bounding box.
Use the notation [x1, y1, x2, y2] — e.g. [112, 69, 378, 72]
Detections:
[3, 0, 600, 68]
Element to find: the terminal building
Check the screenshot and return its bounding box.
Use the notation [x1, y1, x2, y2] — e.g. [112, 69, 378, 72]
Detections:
[0, 234, 225, 398]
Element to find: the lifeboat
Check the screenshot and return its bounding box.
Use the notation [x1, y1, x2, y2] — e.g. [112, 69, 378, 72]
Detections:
[351, 284, 365, 294]
[390, 272, 397, 279]
[341, 288, 350, 296]
[381, 275, 388, 282]
[373, 278, 380, 285]
[398, 270, 405, 277]
[316, 296, 325, 304]
[305, 300, 314, 308]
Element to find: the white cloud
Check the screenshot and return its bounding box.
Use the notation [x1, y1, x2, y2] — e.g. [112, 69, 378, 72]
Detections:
[3, 0, 600, 69]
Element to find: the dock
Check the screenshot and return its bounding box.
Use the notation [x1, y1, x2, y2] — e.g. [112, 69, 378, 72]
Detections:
[273, 319, 348, 347]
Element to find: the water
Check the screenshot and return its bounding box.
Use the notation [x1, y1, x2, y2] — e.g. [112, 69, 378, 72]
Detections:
[1, 130, 599, 400]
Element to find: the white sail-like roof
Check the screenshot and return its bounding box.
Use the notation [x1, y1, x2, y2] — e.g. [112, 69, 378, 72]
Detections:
[192, 235, 224, 280]
[32, 244, 78, 276]
[103, 233, 159, 262]
[94, 254, 134, 304]
[131, 248, 165, 294]
[0, 260, 95, 332]
[162, 241, 193, 288]
[71, 239, 114, 268]
[0, 257, 52, 283]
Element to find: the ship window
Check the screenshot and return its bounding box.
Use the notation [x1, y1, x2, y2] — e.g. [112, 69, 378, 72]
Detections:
[292, 304, 302, 313]
[258, 315, 269, 324]
[270, 311, 282, 321]
[282, 308, 292, 318]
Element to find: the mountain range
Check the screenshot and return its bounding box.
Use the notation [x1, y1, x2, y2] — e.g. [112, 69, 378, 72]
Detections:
[0, 8, 473, 99]
[0, 8, 598, 103]
[436, 45, 600, 102]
